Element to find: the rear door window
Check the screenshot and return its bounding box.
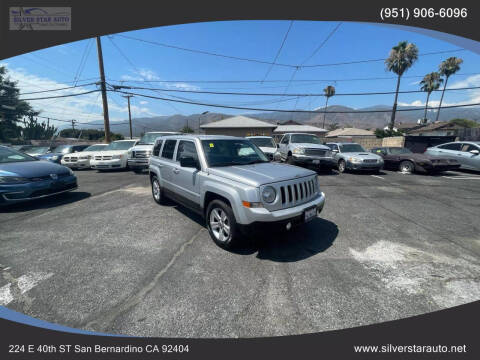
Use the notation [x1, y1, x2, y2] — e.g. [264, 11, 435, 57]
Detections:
[152, 140, 163, 157]
[438, 143, 462, 151]
[161, 140, 177, 160]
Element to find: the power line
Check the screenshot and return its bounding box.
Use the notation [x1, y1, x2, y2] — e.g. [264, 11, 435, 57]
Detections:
[0, 82, 98, 96]
[115, 34, 465, 69]
[18, 89, 101, 101]
[113, 89, 480, 114]
[301, 22, 342, 66]
[261, 20, 294, 83]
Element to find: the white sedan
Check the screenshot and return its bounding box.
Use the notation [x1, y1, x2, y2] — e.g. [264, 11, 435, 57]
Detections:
[90, 140, 138, 170]
[246, 136, 278, 161]
[61, 143, 108, 169]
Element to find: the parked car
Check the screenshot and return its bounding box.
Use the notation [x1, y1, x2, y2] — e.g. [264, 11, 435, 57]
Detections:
[37, 144, 90, 164]
[425, 141, 480, 171]
[128, 132, 181, 173]
[23, 146, 51, 157]
[90, 140, 138, 170]
[277, 133, 335, 170]
[246, 136, 277, 161]
[371, 146, 461, 173]
[149, 135, 326, 249]
[0, 145, 77, 205]
[325, 142, 383, 173]
[61, 144, 108, 170]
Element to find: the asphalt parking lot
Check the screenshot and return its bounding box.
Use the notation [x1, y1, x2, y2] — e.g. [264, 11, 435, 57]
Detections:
[1, 168, 480, 337]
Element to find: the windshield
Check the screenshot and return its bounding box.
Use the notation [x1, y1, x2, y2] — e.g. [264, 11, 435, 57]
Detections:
[138, 133, 172, 145]
[201, 139, 268, 167]
[389, 147, 412, 155]
[248, 137, 276, 148]
[340, 144, 366, 153]
[52, 145, 73, 154]
[0, 147, 37, 164]
[104, 141, 136, 151]
[290, 134, 321, 144]
[24, 147, 50, 155]
[84, 145, 107, 152]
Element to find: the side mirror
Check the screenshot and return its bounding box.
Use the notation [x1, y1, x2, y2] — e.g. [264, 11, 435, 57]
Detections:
[332, 149, 339, 153]
[470, 149, 480, 155]
[180, 155, 200, 169]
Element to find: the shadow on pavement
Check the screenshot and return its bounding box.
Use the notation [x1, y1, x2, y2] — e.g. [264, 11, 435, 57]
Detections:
[0, 191, 91, 213]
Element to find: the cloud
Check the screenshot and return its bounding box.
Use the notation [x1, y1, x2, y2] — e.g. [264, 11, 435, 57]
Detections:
[119, 68, 200, 91]
[139, 100, 148, 105]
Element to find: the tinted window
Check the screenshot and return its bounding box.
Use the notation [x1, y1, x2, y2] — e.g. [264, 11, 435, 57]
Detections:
[438, 143, 462, 151]
[290, 134, 321, 144]
[201, 139, 268, 167]
[152, 140, 163, 157]
[176, 141, 198, 161]
[388, 147, 412, 155]
[280, 136, 289, 144]
[339, 144, 366, 153]
[249, 137, 276, 148]
[161, 140, 177, 159]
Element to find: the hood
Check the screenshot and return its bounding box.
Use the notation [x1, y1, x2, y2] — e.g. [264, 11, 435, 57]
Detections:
[208, 162, 315, 187]
[0, 160, 70, 178]
[259, 146, 276, 154]
[344, 152, 382, 160]
[63, 150, 97, 157]
[130, 144, 154, 151]
[93, 150, 129, 156]
[291, 143, 330, 150]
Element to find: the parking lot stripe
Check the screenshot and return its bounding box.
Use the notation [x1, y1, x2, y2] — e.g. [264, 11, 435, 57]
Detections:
[0, 272, 53, 306]
[370, 175, 384, 180]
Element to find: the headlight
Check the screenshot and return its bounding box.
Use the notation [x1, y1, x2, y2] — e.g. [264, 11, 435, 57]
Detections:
[325, 150, 332, 157]
[127, 151, 133, 158]
[0, 176, 29, 184]
[112, 155, 123, 159]
[349, 157, 362, 163]
[293, 148, 305, 155]
[262, 186, 276, 203]
[50, 155, 59, 160]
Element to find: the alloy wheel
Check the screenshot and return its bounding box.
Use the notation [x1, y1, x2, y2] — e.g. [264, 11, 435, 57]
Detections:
[209, 208, 230, 243]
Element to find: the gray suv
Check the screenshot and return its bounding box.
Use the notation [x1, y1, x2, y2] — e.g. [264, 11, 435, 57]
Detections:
[149, 135, 326, 249]
[425, 141, 480, 171]
[277, 133, 335, 170]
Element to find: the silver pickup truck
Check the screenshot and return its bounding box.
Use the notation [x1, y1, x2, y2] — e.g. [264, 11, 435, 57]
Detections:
[149, 135, 326, 249]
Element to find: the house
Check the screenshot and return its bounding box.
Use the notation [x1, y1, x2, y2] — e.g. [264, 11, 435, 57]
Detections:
[200, 116, 277, 137]
[407, 122, 465, 136]
[325, 127, 375, 138]
[273, 124, 327, 141]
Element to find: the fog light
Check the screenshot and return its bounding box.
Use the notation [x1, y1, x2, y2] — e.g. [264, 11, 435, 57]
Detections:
[286, 222, 292, 231]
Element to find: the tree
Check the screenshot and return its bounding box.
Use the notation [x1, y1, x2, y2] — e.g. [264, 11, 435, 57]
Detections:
[385, 41, 419, 130]
[327, 122, 340, 131]
[322, 85, 335, 128]
[181, 125, 194, 133]
[374, 128, 404, 138]
[59, 128, 124, 141]
[22, 115, 57, 140]
[0, 66, 39, 142]
[448, 118, 478, 128]
[419, 72, 443, 122]
[436, 57, 463, 122]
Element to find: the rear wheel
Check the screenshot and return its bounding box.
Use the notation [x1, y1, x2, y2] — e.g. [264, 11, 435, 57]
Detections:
[338, 159, 346, 173]
[399, 160, 415, 173]
[151, 175, 166, 205]
[206, 199, 240, 249]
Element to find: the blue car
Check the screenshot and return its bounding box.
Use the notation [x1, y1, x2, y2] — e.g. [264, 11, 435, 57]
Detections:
[37, 144, 90, 164]
[0, 146, 78, 205]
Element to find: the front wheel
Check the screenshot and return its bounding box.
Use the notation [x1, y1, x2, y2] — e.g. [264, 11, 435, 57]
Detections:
[338, 159, 346, 173]
[399, 160, 414, 173]
[206, 200, 240, 249]
[286, 154, 295, 165]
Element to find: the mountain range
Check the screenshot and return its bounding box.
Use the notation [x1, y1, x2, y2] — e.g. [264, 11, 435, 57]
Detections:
[59, 104, 480, 137]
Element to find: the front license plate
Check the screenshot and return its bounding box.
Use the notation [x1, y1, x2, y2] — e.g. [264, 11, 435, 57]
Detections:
[304, 207, 317, 222]
[312, 160, 320, 165]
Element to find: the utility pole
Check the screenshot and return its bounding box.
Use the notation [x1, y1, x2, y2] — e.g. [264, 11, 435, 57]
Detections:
[71, 119, 76, 137]
[122, 94, 134, 139]
[96, 36, 111, 143]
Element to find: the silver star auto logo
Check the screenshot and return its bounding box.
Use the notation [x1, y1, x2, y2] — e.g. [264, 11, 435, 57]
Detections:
[50, 174, 58, 180]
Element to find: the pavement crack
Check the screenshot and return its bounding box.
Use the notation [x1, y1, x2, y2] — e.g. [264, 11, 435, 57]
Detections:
[82, 227, 205, 332]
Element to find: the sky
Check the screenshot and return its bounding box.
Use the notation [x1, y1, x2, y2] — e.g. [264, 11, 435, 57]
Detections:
[2, 20, 480, 129]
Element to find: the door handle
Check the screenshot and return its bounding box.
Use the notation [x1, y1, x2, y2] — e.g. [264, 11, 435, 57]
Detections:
[173, 168, 180, 174]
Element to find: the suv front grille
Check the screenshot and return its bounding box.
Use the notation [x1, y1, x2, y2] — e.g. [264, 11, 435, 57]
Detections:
[133, 150, 150, 158]
[262, 176, 319, 211]
[304, 148, 326, 156]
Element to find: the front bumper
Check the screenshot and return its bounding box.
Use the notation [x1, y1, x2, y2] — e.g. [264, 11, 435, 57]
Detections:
[292, 155, 336, 168]
[0, 175, 77, 205]
[91, 159, 125, 169]
[346, 161, 383, 171]
[127, 158, 149, 169]
[238, 192, 326, 233]
[61, 159, 91, 169]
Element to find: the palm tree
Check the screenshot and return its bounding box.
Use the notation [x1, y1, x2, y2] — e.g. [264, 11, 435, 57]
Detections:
[436, 57, 463, 122]
[385, 41, 419, 130]
[419, 72, 443, 122]
[322, 85, 335, 128]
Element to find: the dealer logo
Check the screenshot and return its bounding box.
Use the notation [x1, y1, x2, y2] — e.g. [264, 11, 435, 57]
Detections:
[9, 7, 71, 31]
[50, 174, 58, 180]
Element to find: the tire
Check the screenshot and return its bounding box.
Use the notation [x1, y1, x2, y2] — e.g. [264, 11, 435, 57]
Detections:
[399, 160, 415, 173]
[286, 154, 295, 165]
[151, 175, 166, 205]
[206, 199, 240, 249]
[133, 168, 143, 174]
[338, 159, 346, 173]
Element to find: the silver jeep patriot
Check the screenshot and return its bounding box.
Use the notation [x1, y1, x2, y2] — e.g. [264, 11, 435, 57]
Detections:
[149, 135, 326, 249]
